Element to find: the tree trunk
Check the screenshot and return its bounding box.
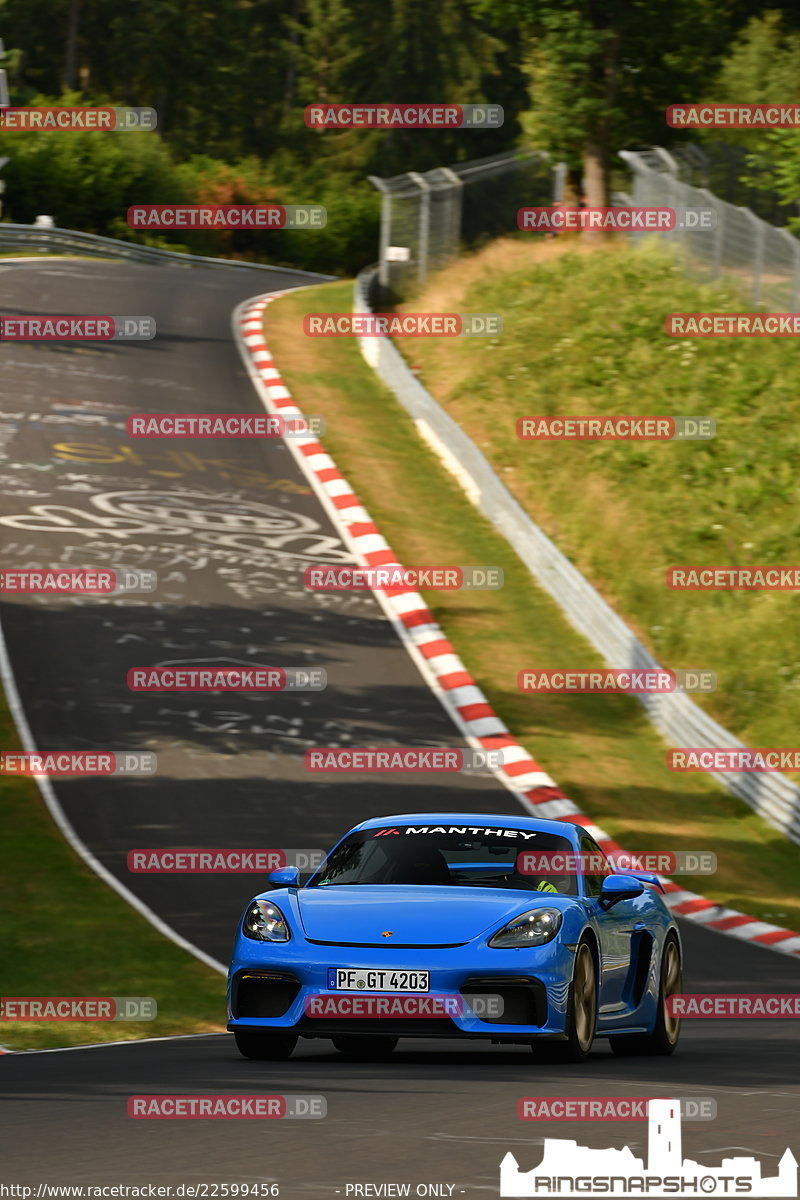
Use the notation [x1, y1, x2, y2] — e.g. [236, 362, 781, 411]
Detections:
[583, 139, 608, 208]
[64, 0, 82, 91]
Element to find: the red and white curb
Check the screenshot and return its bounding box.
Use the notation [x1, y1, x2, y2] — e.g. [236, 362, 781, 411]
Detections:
[233, 293, 800, 960]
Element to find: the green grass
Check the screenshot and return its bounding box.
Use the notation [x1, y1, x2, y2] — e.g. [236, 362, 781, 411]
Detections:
[0, 703, 226, 1050]
[403, 237, 800, 754]
[263, 277, 800, 932]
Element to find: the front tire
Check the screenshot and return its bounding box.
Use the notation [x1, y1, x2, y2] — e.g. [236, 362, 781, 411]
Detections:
[332, 1035, 398, 1061]
[233, 1029, 298, 1060]
[534, 939, 597, 1064]
[610, 932, 682, 1057]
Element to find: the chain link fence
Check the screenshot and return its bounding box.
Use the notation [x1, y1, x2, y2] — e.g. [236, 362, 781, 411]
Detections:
[669, 140, 797, 227]
[368, 148, 554, 303]
[619, 146, 800, 311]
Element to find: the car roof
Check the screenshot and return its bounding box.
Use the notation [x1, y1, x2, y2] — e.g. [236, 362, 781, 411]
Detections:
[349, 812, 585, 838]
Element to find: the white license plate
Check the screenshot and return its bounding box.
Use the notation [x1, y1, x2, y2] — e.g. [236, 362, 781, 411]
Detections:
[327, 968, 429, 992]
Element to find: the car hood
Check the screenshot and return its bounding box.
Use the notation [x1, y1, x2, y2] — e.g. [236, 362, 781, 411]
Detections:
[292, 885, 568, 946]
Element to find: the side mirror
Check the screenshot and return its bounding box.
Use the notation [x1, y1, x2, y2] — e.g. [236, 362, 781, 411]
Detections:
[268, 866, 300, 887]
[599, 873, 644, 909]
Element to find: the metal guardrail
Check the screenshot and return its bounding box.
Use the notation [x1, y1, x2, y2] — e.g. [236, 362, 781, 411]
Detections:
[0, 222, 337, 279]
[353, 264, 800, 847]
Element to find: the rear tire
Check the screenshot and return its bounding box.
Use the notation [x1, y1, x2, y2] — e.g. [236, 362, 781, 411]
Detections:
[610, 932, 682, 1057]
[533, 939, 597, 1064]
[332, 1035, 398, 1061]
[233, 1029, 297, 1060]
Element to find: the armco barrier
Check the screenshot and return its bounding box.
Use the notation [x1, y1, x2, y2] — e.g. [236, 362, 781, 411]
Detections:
[353, 265, 800, 847]
[0, 222, 337, 279]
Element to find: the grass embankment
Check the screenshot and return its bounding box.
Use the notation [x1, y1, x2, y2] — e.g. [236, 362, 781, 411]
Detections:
[0, 703, 225, 1050]
[263, 273, 800, 931]
[403, 236, 800, 753]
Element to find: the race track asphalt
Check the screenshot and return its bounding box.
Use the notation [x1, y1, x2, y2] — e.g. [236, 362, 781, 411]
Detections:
[1, 259, 798, 1193]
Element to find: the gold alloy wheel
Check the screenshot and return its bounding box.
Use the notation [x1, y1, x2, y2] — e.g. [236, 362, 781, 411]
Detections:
[573, 943, 597, 1051]
[662, 938, 682, 1043]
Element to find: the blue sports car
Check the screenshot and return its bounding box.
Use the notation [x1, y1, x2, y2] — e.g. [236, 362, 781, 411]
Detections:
[227, 813, 682, 1062]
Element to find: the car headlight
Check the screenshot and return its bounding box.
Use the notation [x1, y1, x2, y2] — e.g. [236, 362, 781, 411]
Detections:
[242, 900, 291, 942]
[489, 907, 562, 948]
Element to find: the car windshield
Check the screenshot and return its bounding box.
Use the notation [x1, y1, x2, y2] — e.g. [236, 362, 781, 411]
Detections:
[308, 826, 580, 895]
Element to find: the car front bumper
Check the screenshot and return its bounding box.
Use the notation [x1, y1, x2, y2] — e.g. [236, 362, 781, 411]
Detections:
[227, 936, 576, 1039]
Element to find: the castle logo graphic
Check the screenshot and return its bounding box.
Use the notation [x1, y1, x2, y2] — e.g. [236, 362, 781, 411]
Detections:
[500, 1098, 797, 1197]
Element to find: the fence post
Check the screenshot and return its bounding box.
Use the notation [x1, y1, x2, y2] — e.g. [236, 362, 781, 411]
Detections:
[552, 162, 568, 203]
[367, 175, 392, 300]
[739, 207, 764, 306]
[439, 166, 463, 263]
[408, 171, 431, 289]
[778, 228, 800, 312]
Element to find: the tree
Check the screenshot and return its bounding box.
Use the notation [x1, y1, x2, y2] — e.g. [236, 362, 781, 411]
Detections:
[483, 0, 762, 208]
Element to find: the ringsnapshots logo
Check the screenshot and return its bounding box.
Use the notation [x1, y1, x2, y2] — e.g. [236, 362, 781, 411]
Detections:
[127, 665, 326, 692]
[127, 414, 325, 438]
[127, 1095, 326, 1120]
[0, 751, 157, 776]
[517, 416, 715, 441]
[304, 747, 504, 772]
[127, 848, 324, 873]
[0, 107, 157, 131]
[499, 1097, 797, 1197]
[305, 564, 503, 591]
[127, 205, 326, 230]
[666, 313, 800, 337]
[0, 568, 156, 594]
[518, 1097, 717, 1122]
[305, 103, 503, 129]
[1, 997, 157, 1021]
[303, 313, 502, 337]
[518, 669, 716, 694]
[0, 316, 156, 340]
[518, 207, 717, 232]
